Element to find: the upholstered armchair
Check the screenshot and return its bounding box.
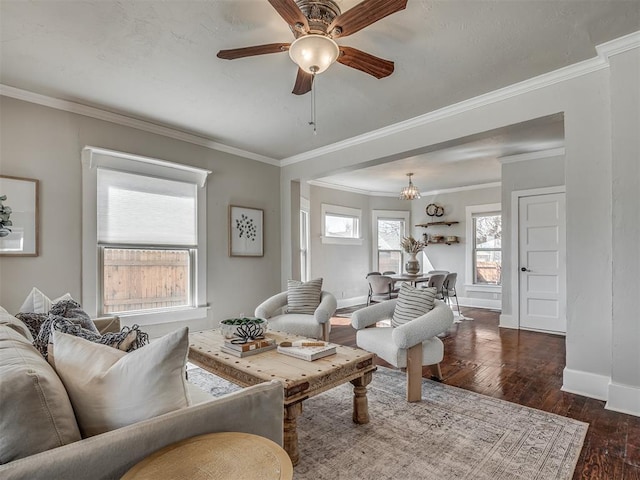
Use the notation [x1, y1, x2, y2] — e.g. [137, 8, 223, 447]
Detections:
[254, 291, 337, 341]
[351, 299, 453, 402]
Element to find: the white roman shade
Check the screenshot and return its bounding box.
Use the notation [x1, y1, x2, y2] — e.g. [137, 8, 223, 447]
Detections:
[97, 169, 197, 246]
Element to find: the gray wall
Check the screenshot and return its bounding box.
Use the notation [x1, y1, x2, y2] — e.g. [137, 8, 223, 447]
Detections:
[609, 48, 640, 414]
[411, 186, 501, 301]
[0, 97, 281, 330]
[500, 155, 565, 316]
[308, 185, 409, 302]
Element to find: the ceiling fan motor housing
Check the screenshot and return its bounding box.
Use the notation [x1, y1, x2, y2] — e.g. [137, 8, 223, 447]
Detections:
[295, 0, 341, 35]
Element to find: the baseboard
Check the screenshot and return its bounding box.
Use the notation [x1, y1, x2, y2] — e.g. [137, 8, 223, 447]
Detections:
[499, 314, 518, 329]
[458, 296, 501, 310]
[337, 296, 368, 309]
[561, 367, 610, 401]
[606, 382, 640, 417]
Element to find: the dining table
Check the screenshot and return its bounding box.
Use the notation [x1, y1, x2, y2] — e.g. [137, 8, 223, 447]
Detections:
[388, 273, 432, 287]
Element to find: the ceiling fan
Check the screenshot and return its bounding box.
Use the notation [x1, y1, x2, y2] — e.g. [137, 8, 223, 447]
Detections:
[217, 0, 408, 95]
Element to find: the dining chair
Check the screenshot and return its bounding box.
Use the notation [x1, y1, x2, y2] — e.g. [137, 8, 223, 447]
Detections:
[381, 271, 400, 291]
[366, 275, 398, 306]
[442, 272, 461, 313]
[424, 273, 447, 300]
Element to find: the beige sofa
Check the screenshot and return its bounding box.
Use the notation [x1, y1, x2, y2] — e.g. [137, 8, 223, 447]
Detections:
[0, 306, 284, 480]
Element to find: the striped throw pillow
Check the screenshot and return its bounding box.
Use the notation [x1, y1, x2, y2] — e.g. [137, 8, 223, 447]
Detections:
[391, 283, 437, 327]
[286, 278, 323, 315]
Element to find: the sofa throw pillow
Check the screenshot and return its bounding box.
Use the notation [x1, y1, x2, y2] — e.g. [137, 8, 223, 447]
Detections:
[0, 324, 81, 464]
[18, 287, 73, 314]
[286, 278, 323, 315]
[391, 284, 437, 327]
[50, 327, 191, 437]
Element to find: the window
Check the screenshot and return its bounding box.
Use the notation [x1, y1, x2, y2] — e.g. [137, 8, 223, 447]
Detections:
[300, 197, 310, 282]
[473, 213, 502, 285]
[321, 204, 362, 245]
[82, 147, 210, 324]
[465, 203, 502, 287]
[372, 210, 410, 273]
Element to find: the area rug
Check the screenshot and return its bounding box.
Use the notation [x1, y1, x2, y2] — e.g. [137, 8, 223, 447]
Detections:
[187, 366, 588, 480]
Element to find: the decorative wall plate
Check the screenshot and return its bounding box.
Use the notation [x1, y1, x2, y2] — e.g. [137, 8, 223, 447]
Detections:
[426, 203, 444, 217]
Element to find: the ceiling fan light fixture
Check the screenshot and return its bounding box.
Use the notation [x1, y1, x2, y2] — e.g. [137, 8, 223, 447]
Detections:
[288, 34, 339, 74]
[399, 173, 421, 200]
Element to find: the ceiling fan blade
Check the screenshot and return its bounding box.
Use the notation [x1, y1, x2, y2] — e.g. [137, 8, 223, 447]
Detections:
[267, 0, 309, 32]
[338, 46, 394, 79]
[292, 68, 313, 95]
[217, 43, 290, 60]
[329, 0, 408, 38]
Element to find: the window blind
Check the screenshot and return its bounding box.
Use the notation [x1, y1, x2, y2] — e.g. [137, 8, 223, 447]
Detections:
[97, 168, 197, 246]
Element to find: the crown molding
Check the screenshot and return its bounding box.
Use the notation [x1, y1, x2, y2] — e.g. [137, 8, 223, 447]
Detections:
[420, 181, 502, 197]
[498, 147, 565, 164]
[0, 84, 280, 167]
[281, 41, 630, 167]
[308, 179, 501, 197]
[597, 30, 640, 60]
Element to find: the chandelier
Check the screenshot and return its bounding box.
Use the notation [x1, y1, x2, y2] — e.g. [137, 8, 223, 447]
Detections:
[399, 173, 421, 200]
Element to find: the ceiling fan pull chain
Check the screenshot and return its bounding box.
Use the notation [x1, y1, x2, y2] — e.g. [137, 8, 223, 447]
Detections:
[309, 71, 317, 135]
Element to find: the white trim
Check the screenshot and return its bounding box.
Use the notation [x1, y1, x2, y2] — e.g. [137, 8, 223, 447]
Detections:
[606, 382, 640, 417]
[465, 203, 502, 287]
[596, 31, 640, 60]
[464, 284, 502, 293]
[457, 296, 501, 310]
[0, 84, 279, 166]
[499, 314, 517, 329]
[509, 186, 566, 329]
[336, 296, 368, 309]
[421, 182, 502, 197]
[83, 146, 211, 187]
[562, 367, 610, 401]
[308, 179, 501, 198]
[498, 148, 565, 164]
[119, 306, 209, 327]
[321, 236, 363, 245]
[371, 210, 411, 271]
[280, 55, 610, 166]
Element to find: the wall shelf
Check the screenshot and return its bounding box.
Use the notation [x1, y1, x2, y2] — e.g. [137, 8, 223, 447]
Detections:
[415, 221, 459, 227]
[417, 220, 460, 245]
[426, 240, 459, 246]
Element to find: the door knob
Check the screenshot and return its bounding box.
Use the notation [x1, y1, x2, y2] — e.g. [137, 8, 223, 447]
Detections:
[521, 267, 529, 272]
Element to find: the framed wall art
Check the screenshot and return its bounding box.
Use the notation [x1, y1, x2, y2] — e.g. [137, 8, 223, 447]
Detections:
[229, 205, 264, 257]
[0, 175, 39, 256]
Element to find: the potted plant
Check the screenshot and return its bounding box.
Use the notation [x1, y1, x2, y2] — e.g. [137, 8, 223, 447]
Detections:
[220, 317, 268, 341]
[400, 235, 426, 274]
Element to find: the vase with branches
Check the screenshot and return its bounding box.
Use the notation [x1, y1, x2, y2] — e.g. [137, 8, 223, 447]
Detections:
[401, 235, 425, 274]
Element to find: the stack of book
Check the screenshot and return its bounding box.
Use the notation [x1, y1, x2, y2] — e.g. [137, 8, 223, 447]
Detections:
[277, 342, 337, 361]
[219, 337, 276, 358]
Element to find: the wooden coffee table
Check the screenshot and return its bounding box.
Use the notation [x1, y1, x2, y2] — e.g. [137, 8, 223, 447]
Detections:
[188, 330, 376, 465]
[121, 432, 293, 480]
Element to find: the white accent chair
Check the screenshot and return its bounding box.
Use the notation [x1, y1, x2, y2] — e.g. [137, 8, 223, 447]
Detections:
[254, 291, 337, 341]
[351, 299, 453, 402]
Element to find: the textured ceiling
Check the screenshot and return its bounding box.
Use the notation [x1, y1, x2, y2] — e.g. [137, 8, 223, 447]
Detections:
[1, 0, 638, 163]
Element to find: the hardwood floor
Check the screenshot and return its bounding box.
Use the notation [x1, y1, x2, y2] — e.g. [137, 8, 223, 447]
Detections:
[330, 307, 640, 480]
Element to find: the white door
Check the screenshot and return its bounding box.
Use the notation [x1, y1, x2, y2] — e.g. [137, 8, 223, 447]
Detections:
[519, 193, 566, 333]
